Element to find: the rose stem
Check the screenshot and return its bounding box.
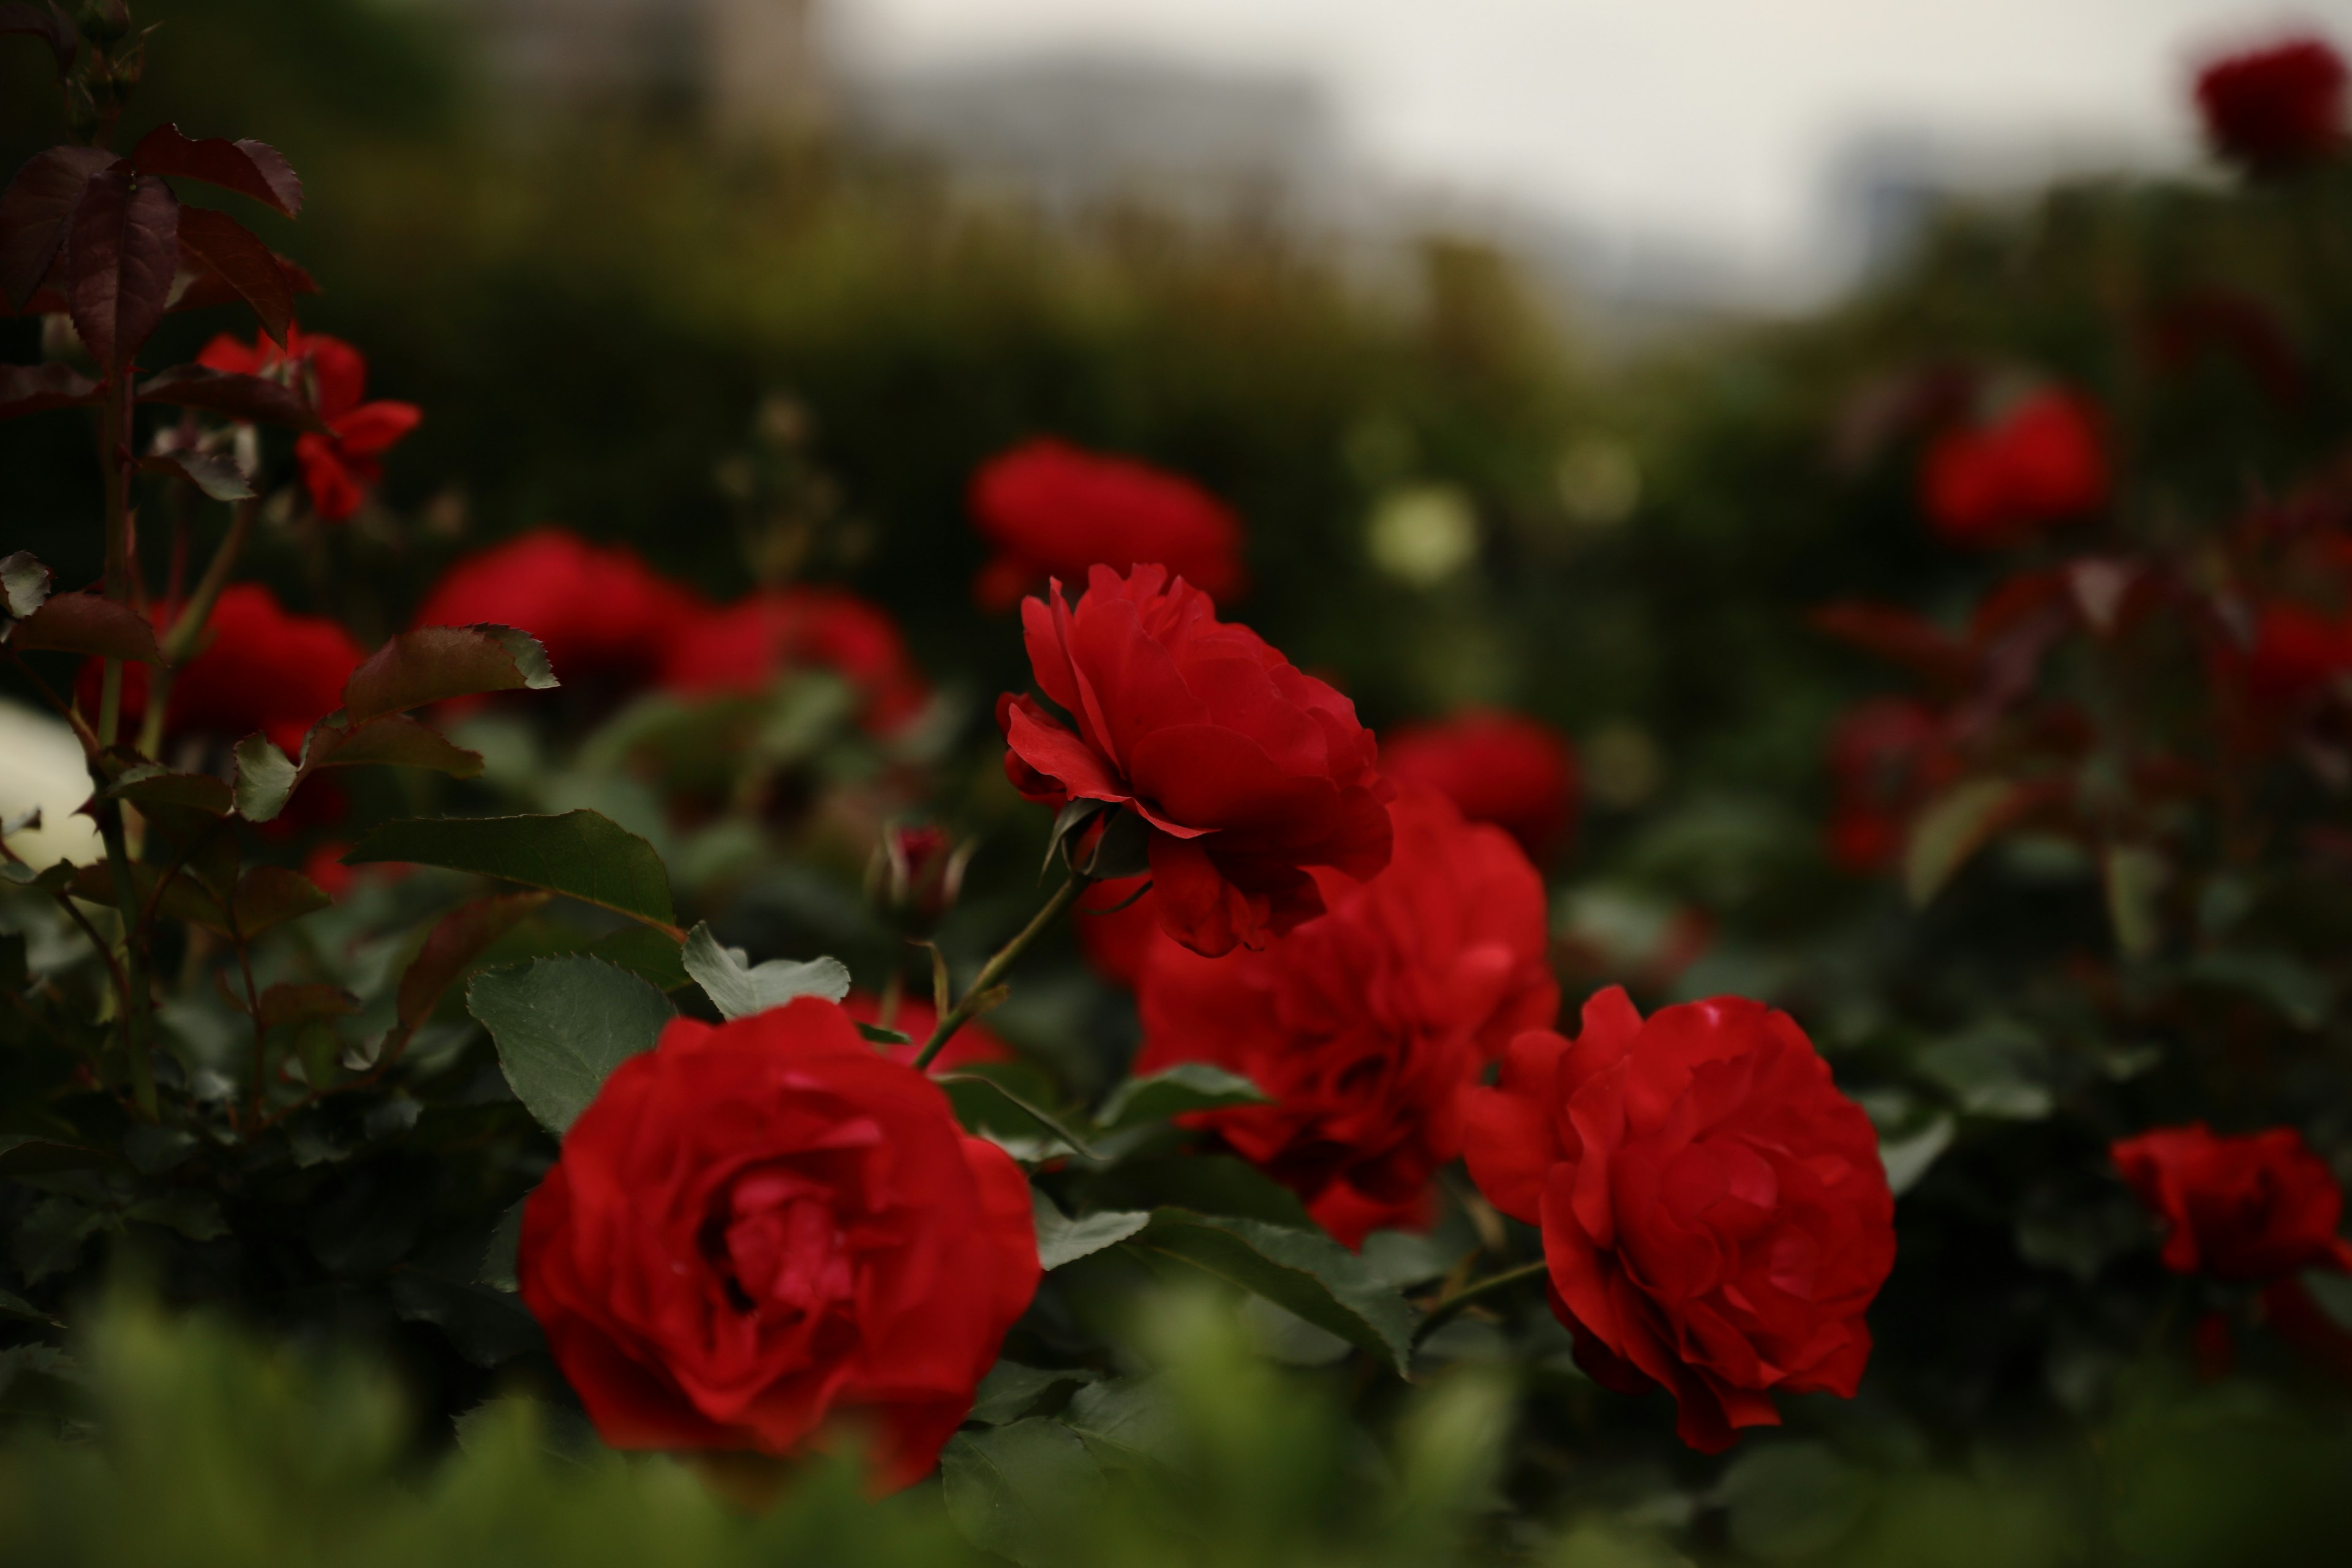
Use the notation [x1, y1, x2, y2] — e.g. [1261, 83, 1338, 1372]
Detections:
[911, 869, 1092, 1071]
[92, 371, 159, 1118]
[1412, 1259, 1551, 1346]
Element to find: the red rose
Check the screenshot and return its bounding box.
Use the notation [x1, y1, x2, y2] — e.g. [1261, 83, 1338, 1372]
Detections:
[2111, 1123, 2352, 1281]
[1920, 390, 2106, 548]
[998, 564, 1393, 957]
[969, 438, 1246, 612]
[519, 999, 1039, 1492]
[1823, 698, 1957, 873]
[89, 582, 362, 753]
[1462, 987, 1895, 1452]
[2194, 36, 2346, 172]
[1381, 709, 1579, 864]
[1073, 873, 1159, 991]
[2241, 601, 2352, 708]
[198, 328, 419, 522]
[1136, 785, 1556, 1247]
[838, 991, 1010, 1072]
[414, 527, 697, 687]
[660, 587, 929, 733]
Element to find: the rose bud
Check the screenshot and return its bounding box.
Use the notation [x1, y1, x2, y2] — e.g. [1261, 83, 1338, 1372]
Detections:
[997, 564, 1394, 957]
[865, 823, 973, 930]
[1462, 987, 1896, 1452]
[518, 998, 1039, 1491]
[2112, 1123, 2352, 1281]
[1136, 784, 1557, 1247]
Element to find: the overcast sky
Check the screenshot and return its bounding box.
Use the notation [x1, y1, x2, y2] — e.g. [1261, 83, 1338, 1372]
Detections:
[837, 1, 2352, 288]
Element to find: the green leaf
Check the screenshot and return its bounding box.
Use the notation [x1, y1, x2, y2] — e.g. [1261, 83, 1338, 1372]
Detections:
[1061, 1377, 1181, 1468]
[6, 592, 162, 662]
[342, 624, 557, 725]
[941, 1074, 1105, 1163]
[467, 955, 674, 1135]
[2101, 843, 2168, 962]
[1904, 777, 2023, 908]
[1719, 1442, 1872, 1561]
[103, 764, 232, 816]
[857, 1022, 913, 1046]
[1878, 1113, 1953, 1197]
[1125, 1208, 1418, 1373]
[581, 925, 692, 992]
[968, 1360, 1100, 1427]
[1031, 1188, 1150, 1270]
[394, 892, 554, 1038]
[254, 982, 360, 1030]
[346, 811, 678, 935]
[137, 448, 254, 501]
[1915, 1019, 2052, 1120]
[940, 1418, 1114, 1568]
[1079, 1153, 1317, 1229]
[1096, 1063, 1269, 1131]
[679, 922, 849, 1020]
[0, 551, 51, 619]
[230, 734, 300, 823]
[478, 1200, 526, 1292]
[2185, 951, 2332, 1031]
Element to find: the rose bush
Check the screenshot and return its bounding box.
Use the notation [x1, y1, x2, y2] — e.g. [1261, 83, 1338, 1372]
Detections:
[1461, 987, 1895, 1452]
[997, 564, 1393, 956]
[518, 998, 1038, 1491]
[1134, 784, 1557, 1245]
[198, 328, 420, 522]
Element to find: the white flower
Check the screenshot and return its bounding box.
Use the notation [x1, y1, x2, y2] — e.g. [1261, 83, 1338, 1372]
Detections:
[0, 700, 102, 869]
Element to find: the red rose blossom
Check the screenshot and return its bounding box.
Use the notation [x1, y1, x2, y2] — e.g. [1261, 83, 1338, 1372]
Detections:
[1462, 987, 1895, 1452]
[198, 327, 419, 522]
[89, 582, 362, 753]
[1920, 390, 2107, 548]
[969, 438, 1246, 612]
[660, 587, 929, 733]
[1135, 785, 1556, 1247]
[838, 991, 1009, 1072]
[1823, 698, 1958, 873]
[413, 527, 697, 687]
[998, 564, 1393, 957]
[2241, 601, 2352, 708]
[2194, 36, 2346, 172]
[1381, 709, 1579, 864]
[2111, 1123, 2352, 1281]
[518, 999, 1039, 1491]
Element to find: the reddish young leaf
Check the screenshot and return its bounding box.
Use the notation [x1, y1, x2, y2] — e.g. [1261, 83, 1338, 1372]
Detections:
[127, 124, 303, 218]
[168, 248, 315, 320]
[341, 624, 559, 726]
[0, 362, 100, 420]
[230, 864, 331, 938]
[1811, 600, 1972, 688]
[255, 982, 360, 1030]
[0, 145, 116, 307]
[6, 590, 163, 662]
[173, 206, 293, 343]
[0, 4, 78, 74]
[395, 891, 553, 1035]
[305, 714, 484, 777]
[137, 364, 330, 434]
[64, 164, 179, 370]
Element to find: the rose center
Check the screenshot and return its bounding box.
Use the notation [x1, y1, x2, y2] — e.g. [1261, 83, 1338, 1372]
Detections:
[701, 1165, 858, 1324]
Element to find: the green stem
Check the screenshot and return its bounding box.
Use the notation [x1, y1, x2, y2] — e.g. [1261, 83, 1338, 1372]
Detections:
[140, 499, 257, 758]
[1413, 1259, 1550, 1346]
[911, 870, 1091, 1071]
[96, 375, 134, 747]
[91, 782, 157, 1121]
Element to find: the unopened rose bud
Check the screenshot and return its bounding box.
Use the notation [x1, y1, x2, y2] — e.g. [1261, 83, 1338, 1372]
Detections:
[866, 821, 972, 929]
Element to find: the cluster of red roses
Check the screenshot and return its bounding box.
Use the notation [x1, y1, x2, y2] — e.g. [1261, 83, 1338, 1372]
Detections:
[518, 555, 1899, 1476]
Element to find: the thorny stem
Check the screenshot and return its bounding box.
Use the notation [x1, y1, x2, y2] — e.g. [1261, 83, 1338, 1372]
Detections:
[911, 869, 1092, 1071]
[96, 374, 135, 747]
[92, 786, 157, 1120]
[91, 369, 156, 1117]
[1412, 1260, 1551, 1346]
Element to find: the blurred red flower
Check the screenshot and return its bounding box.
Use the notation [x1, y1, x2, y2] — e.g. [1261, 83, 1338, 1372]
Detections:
[198, 327, 420, 522]
[1823, 698, 1958, 873]
[1920, 390, 2106, 548]
[90, 582, 361, 753]
[998, 564, 1393, 957]
[2241, 601, 2352, 708]
[519, 999, 1038, 1492]
[1462, 987, 1895, 1452]
[1381, 709, 1579, 864]
[969, 438, 1246, 611]
[2194, 36, 2346, 172]
[414, 527, 696, 687]
[660, 587, 930, 733]
[2112, 1123, 2352, 1281]
[1135, 785, 1556, 1247]
[838, 991, 1009, 1072]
